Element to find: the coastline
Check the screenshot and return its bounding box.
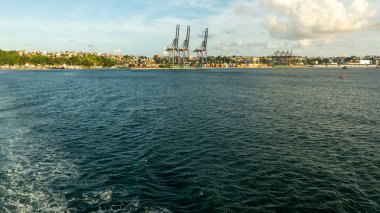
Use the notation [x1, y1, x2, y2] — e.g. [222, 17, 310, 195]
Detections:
[0, 64, 379, 71]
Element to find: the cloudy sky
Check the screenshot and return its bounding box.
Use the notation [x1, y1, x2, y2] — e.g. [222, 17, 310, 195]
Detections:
[1, 0, 379, 56]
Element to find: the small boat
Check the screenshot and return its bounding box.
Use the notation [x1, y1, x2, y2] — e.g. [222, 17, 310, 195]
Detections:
[342, 66, 348, 69]
[339, 73, 344, 79]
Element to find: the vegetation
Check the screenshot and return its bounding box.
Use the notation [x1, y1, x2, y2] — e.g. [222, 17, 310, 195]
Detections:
[0, 50, 26, 65]
[0, 50, 117, 67]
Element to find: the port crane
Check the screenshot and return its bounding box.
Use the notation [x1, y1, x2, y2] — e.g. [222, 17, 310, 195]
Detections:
[194, 28, 208, 67]
[178, 26, 191, 66]
[165, 25, 180, 67]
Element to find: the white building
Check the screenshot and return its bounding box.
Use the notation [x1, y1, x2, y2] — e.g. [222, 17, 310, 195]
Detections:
[359, 60, 372, 65]
[375, 59, 380, 65]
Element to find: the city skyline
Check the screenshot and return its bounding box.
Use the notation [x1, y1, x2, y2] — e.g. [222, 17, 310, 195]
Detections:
[1, 0, 380, 57]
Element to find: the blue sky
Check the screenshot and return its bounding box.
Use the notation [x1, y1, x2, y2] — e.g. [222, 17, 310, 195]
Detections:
[1, 0, 379, 57]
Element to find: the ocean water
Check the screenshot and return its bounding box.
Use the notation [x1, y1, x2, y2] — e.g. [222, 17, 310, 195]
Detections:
[0, 68, 379, 212]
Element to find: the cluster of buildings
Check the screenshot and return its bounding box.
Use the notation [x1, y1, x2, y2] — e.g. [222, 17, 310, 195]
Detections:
[1, 50, 379, 70]
[307, 56, 380, 66]
[269, 51, 380, 67]
[17, 50, 123, 60]
[129, 53, 380, 68]
[151, 55, 263, 68]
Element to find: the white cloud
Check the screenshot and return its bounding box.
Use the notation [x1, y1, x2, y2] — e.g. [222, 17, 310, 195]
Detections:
[261, 0, 377, 42]
[234, 1, 259, 16]
[214, 39, 281, 55]
[266, 42, 278, 49]
[214, 39, 249, 53]
[167, 0, 222, 10]
[298, 40, 313, 48]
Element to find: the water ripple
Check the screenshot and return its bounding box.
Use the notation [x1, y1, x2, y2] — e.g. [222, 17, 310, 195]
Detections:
[0, 69, 379, 212]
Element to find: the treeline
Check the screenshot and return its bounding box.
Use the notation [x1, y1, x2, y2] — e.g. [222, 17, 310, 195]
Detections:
[0, 50, 117, 67]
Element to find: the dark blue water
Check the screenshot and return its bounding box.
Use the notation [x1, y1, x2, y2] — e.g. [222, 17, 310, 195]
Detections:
[1, 68, 379, 212]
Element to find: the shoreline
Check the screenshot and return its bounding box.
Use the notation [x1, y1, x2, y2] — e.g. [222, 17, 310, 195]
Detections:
[0, 65, 379, 71]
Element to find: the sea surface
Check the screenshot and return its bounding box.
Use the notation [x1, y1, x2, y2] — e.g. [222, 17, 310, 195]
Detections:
[0, 68, 379, 212]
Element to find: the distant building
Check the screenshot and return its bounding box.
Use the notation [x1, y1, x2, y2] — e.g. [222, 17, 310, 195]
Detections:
[153, 55, 161, 63]
[251, 57, 260, 64]
[374, 58, 380, 65]
[359, 60, 372, 65]
[271, 50, 293, 66]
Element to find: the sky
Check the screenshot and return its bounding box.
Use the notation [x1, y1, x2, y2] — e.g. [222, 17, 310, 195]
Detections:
[0, 0, 379, 57]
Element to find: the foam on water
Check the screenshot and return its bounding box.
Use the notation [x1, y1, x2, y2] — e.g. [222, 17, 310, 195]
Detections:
[69, 192, 172, 213]
[94, 202, 172, 213]
[0, 79, 81, 212]
[0, 127, 79, 212]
